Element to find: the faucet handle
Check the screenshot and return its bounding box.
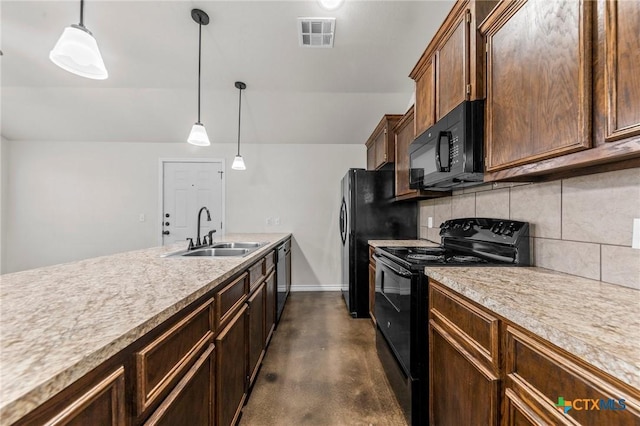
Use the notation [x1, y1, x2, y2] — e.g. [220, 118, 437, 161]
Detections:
[202, 236, 208, 246]
[186, 238, 194, 250]
[208, 230, 216, 243]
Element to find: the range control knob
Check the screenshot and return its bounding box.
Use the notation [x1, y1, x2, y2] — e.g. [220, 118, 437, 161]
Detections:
[462, 222, 472, 231]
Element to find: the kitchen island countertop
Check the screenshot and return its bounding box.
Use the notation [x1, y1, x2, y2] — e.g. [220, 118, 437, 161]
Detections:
[425, 266, 640, 389]
[0, 233, 291, 425]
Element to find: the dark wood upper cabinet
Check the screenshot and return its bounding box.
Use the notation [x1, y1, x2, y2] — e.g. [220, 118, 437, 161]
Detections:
[365, 115, 402, 170]
[482, 0, 593, 172]
[436, 11, 469, 121]
[394, 107, 417, 198]
[414, 57, 436, 138]
[481, 0, 640, 181]
[411, 1, 496, 139]
[604, 0, 640, 142]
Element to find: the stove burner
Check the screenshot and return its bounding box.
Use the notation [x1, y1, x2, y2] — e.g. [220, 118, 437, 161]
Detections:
[406, 254, 442, 262]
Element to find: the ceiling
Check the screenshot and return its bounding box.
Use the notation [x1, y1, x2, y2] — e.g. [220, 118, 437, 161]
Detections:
[1, 0, 454, 144]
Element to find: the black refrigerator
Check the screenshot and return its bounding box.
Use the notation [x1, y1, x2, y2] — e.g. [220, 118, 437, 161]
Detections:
[339, 169, 417, 318]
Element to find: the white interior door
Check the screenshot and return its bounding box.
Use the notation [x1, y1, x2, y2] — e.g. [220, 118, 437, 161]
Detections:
[162, 161, 224, 245]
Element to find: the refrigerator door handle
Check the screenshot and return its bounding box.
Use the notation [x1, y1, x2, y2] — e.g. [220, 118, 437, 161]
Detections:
[339, 198, 347, 245]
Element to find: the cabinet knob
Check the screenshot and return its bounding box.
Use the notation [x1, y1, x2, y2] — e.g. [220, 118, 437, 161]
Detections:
[162, 230, 170, 235]
[165, 213, 170, 218]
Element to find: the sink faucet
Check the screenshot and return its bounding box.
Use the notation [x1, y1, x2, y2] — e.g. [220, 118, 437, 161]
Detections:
[196, 206, 211, 246]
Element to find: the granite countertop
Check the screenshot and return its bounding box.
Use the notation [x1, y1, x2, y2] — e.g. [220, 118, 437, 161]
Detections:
[0, 233, 291, 425]
[425, 266, 640, 389]
[368, 239, 440, 248]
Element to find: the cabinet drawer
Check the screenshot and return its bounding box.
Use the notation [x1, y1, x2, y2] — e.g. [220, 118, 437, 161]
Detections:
[135, 299, 214, 414]
[216, 273, 248, 327]
[505, 326, 640, 425]
[42, 367, 125, 426]
[249, 259, 266, 292]
[264, 250, 275, 274]
[429, 280, 499, 368]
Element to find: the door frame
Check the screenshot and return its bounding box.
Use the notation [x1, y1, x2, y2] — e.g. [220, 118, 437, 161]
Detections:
[158, 158, 226, 246]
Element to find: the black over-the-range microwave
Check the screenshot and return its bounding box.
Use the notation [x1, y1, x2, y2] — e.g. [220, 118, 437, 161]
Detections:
[409, 100, 485, 191]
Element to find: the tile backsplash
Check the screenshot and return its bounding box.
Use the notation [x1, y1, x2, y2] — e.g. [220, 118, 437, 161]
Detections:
[418, 167, 640, 290]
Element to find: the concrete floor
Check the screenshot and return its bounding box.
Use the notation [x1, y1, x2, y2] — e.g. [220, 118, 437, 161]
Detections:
[239, 292, 407, 426]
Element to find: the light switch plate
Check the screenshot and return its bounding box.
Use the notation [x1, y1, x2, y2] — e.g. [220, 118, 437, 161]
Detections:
[632, 218, 640, 249]
[428, 217, 433, 228]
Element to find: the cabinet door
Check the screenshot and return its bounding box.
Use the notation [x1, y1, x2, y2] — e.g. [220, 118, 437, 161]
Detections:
[429, 321, 500, 426]
[415, 57, 436, 138]
[504, 326, 640, 426]
[366, 143, 376, 170]
[374, 127, 389, 169]
[264, 270, 276, 345]
[247, 282, 266, 386]
[394, 107, 416, 197]
[436, 10, 469, 120]
[144, 345, 215, 426]
[42, 368, 125, 426]
[605, 0, 640, 141]
[216, 304, 248, 426]
[484, 0, 592, 171]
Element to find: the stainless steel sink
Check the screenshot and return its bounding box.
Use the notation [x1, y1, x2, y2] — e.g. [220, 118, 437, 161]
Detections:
[162, 241, 267, 258]
[209, 242, 264, 249]
[182, 248, 250, 257]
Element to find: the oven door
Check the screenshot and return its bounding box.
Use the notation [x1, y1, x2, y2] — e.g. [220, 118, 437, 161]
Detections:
[374, 254, 413, 376]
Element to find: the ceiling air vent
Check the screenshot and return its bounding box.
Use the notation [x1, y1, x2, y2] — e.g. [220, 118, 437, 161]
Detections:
[298, 17, 336, 48]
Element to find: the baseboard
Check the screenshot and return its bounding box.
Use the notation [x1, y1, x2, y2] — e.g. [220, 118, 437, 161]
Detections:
[290, 285, 342, 292]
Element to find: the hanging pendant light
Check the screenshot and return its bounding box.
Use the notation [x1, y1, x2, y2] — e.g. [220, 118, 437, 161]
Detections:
[50, 0, 108, 80]
[187, 9, 211, 146]
[232, 81, 247, 170]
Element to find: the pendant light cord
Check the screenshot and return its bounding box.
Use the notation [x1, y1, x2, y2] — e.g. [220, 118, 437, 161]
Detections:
[197, 22, 202, 124]
[237, 87, 242, 156]
[79, 0, 84, 27]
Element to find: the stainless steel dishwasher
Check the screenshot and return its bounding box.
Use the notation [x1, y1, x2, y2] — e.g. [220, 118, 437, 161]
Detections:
[276, 239, 291, 321]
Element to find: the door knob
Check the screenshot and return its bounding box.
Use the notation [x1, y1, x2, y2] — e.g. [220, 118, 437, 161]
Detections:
[162, 230, 170, 235]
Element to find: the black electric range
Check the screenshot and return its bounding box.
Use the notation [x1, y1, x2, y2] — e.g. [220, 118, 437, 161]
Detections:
[373, 218, 530, 425]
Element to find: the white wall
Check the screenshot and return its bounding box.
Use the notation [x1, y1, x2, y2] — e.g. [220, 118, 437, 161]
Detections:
[0, 136, 7, 273]
[3, 141, 364, 288]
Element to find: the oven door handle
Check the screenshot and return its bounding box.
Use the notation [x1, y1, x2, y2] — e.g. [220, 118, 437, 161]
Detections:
[373, 254, 413, 277]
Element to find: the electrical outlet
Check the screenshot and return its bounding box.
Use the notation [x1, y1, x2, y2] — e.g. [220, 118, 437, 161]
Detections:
[632, 218, 640, 249]
[139, 214, 145, 222]
[266, 217, 273, 225]
[428, 217, 433, 228]
[274, 217, 281, 225]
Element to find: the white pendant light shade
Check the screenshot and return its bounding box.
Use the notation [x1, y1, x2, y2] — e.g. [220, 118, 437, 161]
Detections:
[232, 155, 246, 170]
[50, 25, 108, 80]
[187, 123, 210, 146]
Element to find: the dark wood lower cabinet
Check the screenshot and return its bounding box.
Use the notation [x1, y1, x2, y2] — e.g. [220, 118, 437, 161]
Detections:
[248, 282, 266, 387]
[264, 270, 276, 345]
[41, 367, 126, 426]
[429, 320, 500, 426]
[143, 344, 215, 426]
[216, 304, 248, 426]
[429, 278, 640, 426]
